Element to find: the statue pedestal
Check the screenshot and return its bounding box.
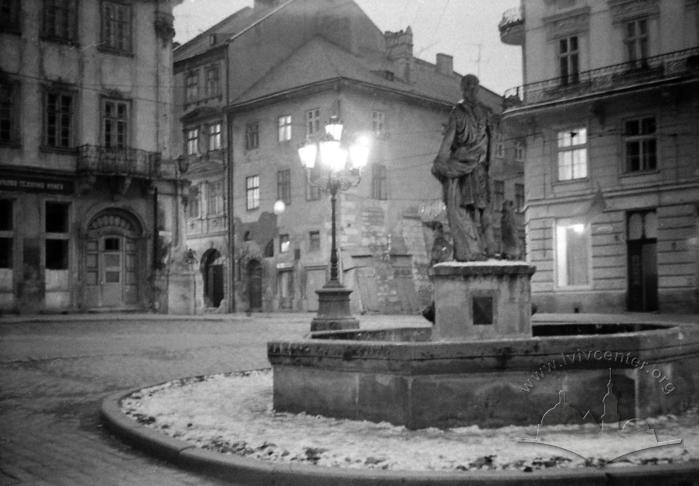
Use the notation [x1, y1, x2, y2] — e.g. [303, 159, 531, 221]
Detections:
[431, 261, 536, 341]
[310, 282, 359, 332]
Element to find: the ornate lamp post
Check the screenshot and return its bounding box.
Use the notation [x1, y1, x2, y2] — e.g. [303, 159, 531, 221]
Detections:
[298, 116, 370, 331]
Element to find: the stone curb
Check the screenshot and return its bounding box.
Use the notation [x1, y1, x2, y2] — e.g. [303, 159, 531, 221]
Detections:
[100, 388, 699, 486]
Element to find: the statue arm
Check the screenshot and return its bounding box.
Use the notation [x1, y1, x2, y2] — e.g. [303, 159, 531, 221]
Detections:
[435, 112, 457, 164]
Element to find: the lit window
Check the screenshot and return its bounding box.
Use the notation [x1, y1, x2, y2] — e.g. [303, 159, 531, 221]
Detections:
[306, 109, 320, 138]
[555, 220, 590, 287]
[625, 19, 648, 67]
[557, 128, 587, 181]
[624, 117, 656, 173]
[279, 234, 290, 253]
[208, 122, 222, 151]
[559, 36, 579, 86]
[45, 90, 74, 149]
[372, 111, 385, 136]
[245, 122, 259, 150]
[278, 115, 291, 142]
[102, 99, 129, 149]
[277, 169, 291, 206]
[246, 175, 260, 210]
[101, 1, 131, 54]
[185, 71, 198, 103]
[185, 128, 199, 155]
[43, 0, 77, 42]
[371, 164, 387, 200]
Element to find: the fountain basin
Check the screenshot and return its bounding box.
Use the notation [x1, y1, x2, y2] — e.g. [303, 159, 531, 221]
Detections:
[268, 321, 699, 429]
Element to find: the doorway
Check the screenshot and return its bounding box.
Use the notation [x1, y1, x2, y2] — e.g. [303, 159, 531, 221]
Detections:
[246, 259, 262, 311]
[627, 211, 658, 312]
[86, 235, 138, 307]
[201, 249, 224, 308]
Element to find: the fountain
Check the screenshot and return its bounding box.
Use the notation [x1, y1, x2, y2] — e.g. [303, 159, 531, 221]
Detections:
[267, 75, 699, 430]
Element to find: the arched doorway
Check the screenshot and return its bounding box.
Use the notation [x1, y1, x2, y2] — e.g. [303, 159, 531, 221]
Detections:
[84, 208, 143, 309]
[246, 259, 262, 311]
[201, 249, 224, 308]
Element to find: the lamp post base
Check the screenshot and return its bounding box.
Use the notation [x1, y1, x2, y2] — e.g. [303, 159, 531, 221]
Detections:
[310, 284, 359, 332]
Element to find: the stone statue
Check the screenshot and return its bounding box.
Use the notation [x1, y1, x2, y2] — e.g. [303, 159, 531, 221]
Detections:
[432, 74, 494, 261]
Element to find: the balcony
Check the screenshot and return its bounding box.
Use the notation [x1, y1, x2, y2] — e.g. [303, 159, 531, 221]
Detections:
[77, 145, 162, 180]
[504, 47, 699, 109]
[499, 6, 524, 46]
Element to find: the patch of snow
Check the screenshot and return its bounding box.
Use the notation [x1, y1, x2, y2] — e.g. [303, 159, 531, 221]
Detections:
[121, 370, 696, 472]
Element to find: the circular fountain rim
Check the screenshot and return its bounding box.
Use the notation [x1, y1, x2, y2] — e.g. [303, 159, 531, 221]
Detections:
[100, 382, 699, 486]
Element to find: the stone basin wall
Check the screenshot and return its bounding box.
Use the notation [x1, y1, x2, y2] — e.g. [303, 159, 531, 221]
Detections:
[268, 323, 699, 429]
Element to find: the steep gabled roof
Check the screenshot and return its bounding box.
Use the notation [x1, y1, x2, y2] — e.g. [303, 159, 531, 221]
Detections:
[230, 35, 464, 108]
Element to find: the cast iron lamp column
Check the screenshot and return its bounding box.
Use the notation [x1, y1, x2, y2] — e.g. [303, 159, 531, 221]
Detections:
[298, 117, 370, 331]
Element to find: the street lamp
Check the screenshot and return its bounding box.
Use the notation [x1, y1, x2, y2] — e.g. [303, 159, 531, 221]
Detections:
[298, 116, 370, 332]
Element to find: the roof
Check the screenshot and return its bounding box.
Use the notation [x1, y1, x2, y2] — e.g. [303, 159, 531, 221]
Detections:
[230, 35, 467, 108]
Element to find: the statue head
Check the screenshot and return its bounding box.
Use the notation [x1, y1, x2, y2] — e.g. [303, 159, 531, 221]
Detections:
[461, 74, 480, 102]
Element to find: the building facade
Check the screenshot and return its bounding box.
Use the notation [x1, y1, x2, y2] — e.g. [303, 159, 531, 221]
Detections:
[174, 0, 524, 314]
[500, 0, 699, 313]
[0, 0, 184, 313]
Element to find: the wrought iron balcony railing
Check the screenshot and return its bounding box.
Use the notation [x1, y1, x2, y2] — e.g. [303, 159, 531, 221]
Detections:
[504, 47, 699, 108]
[499, 6, 524, 46]
[77, 145, 162, 179]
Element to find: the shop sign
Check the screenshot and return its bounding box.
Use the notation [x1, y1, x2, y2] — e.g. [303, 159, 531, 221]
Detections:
[0, 175, 74, 194]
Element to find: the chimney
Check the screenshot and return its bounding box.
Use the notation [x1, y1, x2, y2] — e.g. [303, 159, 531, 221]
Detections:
[384, 27, 413, 82]
[436, 53, 453, 76]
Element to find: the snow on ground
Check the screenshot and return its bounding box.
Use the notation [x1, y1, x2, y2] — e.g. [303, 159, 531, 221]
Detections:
[121, 370, 698, 472]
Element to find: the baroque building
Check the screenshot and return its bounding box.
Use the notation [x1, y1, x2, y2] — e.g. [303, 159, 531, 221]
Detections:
[0, 0, 184, 313]
[500, 0, 699, 312]
[174, 0, 524, 314]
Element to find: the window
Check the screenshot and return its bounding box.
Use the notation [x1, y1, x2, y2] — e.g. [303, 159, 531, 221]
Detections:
[185, 70, 199, 103]
[246, 175, 260, 210]
[494, 133, 504, 158]
[372, 111, 385, 136]
[279, 234, 290, 253]
[0, 81, 18, 145]
[205, 65, 220, 98]
[101, 1, 131, 54]
[305, 167, 321, 201]
[371, 164, 388, 200]
[43, 0, 77, 42]
[559, 36, 579, 86]
[557, 128, 587, 181]
[0, 0, 20, 32]
[555, 220, 590, 287]
[514, 141, 525, 162]
[277, 169, 291, 206]
[278, 115, 291, 142]
[245, 122, 259, 150]
[185, 128, 199, 155]
[207, 180, 223, 216]
[208, 122, 222, 151]
[188, 185, 200, 218]
[0, 199, 12, 268]
[306, 108, 320, 138]
[309, 230, 320, 252]
[493, 180, 505, 211]
[45, 202, 70, 270]
[44, 90, 74, 149]
[515, 183, 524, 211]
[624, 117, 656, 172]
[625, 19, 648, 66]
[102, 99, 129, 149]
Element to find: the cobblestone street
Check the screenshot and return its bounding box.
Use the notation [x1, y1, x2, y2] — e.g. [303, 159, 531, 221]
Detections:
[0, 313, 328, 485]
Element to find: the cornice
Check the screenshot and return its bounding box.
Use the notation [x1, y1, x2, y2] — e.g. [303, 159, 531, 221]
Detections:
[543, 6, 591, 40]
